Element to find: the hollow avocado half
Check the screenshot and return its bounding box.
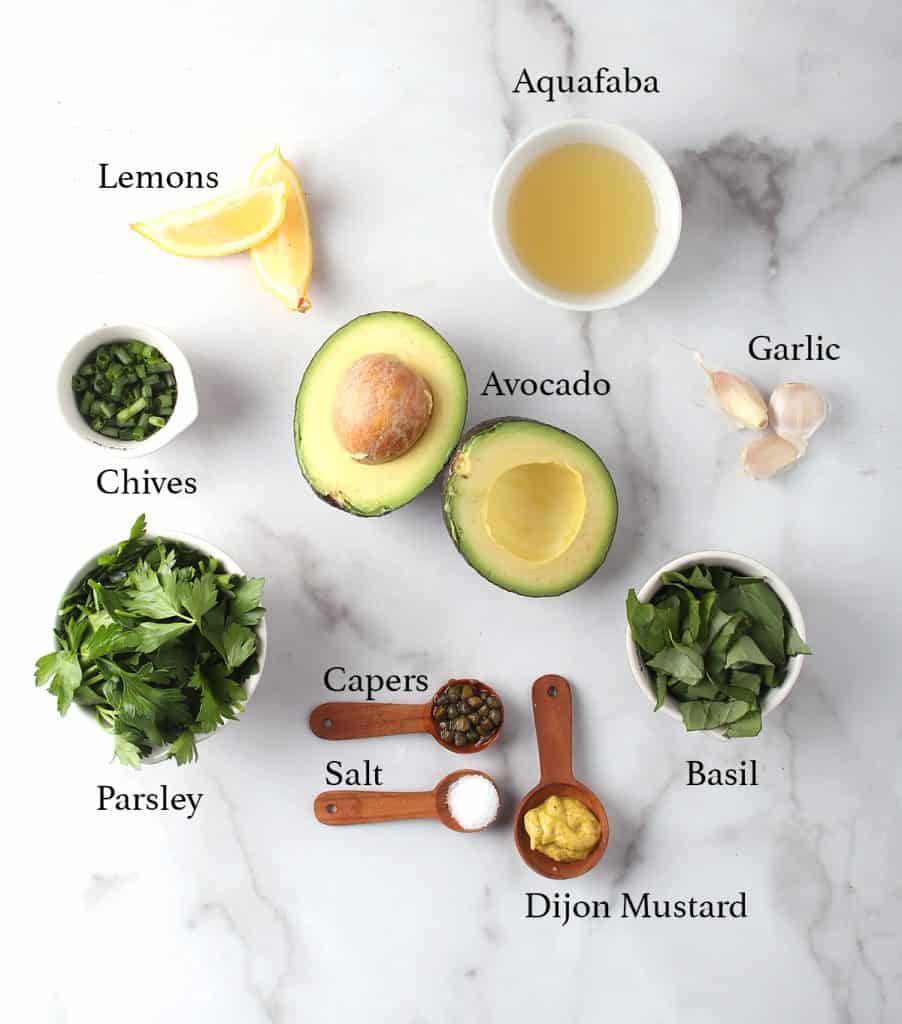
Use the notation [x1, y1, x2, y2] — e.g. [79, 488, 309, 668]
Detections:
[294, 312, 468, 516]
[443, 418, 618, 597]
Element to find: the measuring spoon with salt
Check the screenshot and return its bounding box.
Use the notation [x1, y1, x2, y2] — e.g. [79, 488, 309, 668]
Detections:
[314, 769, 500, 833]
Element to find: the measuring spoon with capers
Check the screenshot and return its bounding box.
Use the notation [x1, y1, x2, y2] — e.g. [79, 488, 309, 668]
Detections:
[309, 679, 504, 753]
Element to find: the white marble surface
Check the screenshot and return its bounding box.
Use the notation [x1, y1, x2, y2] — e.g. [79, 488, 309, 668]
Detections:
[6, 1, 902, 1021]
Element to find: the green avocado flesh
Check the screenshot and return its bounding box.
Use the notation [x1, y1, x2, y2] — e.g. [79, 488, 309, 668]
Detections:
[294, 312, 468, 516]
[443, 418, 618, 597]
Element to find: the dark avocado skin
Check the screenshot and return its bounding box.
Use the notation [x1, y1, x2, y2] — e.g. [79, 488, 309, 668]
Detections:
[295, 311, 468, 517]
[442, 417, 619, 597]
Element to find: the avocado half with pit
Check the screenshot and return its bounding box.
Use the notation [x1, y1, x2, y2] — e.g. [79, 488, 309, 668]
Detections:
[443, 419, 617, 597]
[294, 312, 468, 516]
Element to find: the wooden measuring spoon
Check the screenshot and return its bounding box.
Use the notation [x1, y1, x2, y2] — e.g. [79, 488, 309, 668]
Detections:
[514, 674, 609, 878]
[309, 680, 503, 754]
[314, 769, 500, 832]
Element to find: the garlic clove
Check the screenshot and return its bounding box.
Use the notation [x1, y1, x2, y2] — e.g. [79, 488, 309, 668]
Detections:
[695, 353, 769, 430]
[769, 382, 829, 455]
[742, 434, 800, 480]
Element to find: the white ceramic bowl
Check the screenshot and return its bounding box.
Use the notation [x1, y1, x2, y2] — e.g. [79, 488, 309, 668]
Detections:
[490, 119, 682, 311]
[58, 322, 198, 457]
[626, 550, 807, 739]
[56, 529, 266, 765]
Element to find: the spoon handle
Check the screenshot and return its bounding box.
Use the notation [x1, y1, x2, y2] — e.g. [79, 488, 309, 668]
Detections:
[531, 674, 575, 784]
[314, 790, 437, 825]
[309, 702, 429, 740]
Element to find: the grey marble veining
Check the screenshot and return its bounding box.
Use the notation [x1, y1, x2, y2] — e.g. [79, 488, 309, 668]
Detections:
[6, 0, 902, 1021]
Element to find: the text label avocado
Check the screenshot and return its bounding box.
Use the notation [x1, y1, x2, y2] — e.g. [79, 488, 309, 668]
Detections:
[481, 370, 611, 398]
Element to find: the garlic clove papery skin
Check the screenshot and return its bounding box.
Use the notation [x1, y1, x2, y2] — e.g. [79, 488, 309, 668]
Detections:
[742, 434, 800, 480]
[769, 382, 829, 455]
[695, 353, 769, 430]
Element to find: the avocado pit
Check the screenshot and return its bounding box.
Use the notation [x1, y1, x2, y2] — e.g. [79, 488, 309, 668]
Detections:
[332, 353, 433, 465]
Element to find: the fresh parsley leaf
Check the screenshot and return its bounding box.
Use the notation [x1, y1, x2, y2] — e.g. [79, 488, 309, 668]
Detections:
[124, 561, 185, 620]
[168, 729, 198, 766]
[178, 572, 218, 624]
[35, 650, 82, 714]
[112, 621, 194, 654]
[35, 515, 265, 767]
[113, 732, 144, 769]
[222, 622, 257, 671]
[230, 576, 266, 626]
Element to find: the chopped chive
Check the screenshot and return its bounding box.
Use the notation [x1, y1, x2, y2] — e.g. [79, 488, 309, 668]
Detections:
[73, 340, 177, 440]
[115, 397, 147, 424]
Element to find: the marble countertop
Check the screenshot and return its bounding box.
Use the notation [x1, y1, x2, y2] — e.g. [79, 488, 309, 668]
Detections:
[7, 1, 901, 1021]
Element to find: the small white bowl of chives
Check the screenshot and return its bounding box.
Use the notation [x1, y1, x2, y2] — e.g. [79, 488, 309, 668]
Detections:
[59, 322, 198, 457]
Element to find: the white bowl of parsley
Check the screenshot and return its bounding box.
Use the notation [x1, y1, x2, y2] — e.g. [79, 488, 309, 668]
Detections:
[625, 551, 810, 739]
[36, 515, 267, 766]
[58, 322, 198, 457]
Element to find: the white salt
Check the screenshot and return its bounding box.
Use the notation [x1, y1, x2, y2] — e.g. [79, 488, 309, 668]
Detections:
[446, 773, 500, 830]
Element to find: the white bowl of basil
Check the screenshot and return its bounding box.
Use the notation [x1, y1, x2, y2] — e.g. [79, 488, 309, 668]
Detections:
[625, 551, 810, 739]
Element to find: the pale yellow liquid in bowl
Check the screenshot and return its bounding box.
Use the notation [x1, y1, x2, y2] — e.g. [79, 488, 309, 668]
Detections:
[507, 142, 657, 294]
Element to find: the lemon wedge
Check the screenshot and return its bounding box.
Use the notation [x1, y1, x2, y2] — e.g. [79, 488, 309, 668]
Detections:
[249, 145, 313, 311]
[131, 184, 288, 258]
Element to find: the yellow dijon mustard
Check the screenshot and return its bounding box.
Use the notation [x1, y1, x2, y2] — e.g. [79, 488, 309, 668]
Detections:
[524, 794, 601, 862]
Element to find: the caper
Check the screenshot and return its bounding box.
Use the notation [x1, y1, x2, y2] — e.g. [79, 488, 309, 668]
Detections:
[433, 704, 447, 720]
[466, 695, 483, 708]
[446, 685, 460, 701]
[478, 705, 490, 719]
[467, 712, 480, 725]
[460, 683, 474, 699]
[455, 701, 468, 715]
[466, 729, 479, 742]
[486, 696, 501, 708]
[452, 715, 469, 732]
[489, 708, 502, 726]
[453, 732, 467, 748]
[477, 721, 493, 736]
